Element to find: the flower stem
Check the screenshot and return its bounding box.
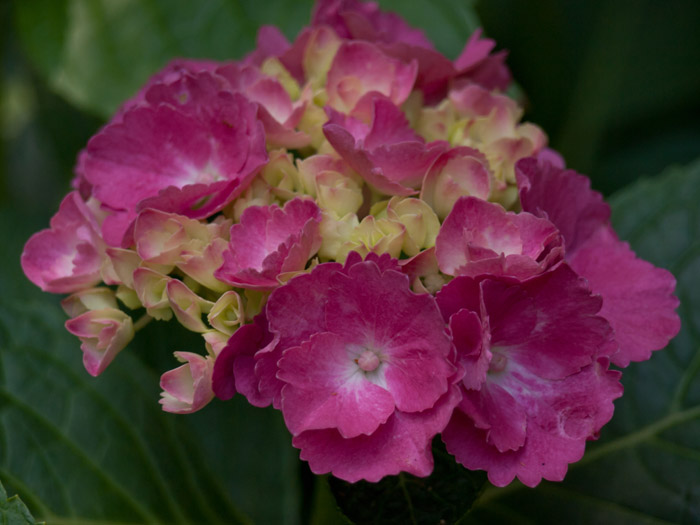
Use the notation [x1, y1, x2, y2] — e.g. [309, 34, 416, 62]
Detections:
[133, 313, 153, 332]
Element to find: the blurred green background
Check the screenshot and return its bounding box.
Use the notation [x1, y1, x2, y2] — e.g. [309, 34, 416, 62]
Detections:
[1, 1, 699, 524]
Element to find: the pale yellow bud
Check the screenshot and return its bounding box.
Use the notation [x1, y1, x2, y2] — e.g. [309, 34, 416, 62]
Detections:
[383, 197, 440, 257]
[315, 170, 364, 218]
[207, 291, 245, 336]
[61, 287, 118, 318]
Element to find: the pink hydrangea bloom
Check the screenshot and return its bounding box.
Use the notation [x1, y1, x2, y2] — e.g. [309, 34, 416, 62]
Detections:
[435, 196, 563, 279]
[81, 71, 267, 246]
[215, 198, 322, 290]
[324, 95, 447, 195]
[216, 252, 460, 481]
[21, 192, 105, 293]
[517, 157, 681, 366]
[437, 264, 623, 487]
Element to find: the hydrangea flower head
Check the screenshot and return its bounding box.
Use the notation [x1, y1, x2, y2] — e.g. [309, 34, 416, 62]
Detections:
[21, 0, 680, 488]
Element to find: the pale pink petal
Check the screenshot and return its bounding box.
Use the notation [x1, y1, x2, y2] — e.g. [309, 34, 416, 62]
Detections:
[159, 351, 215, 414]
[65, 308, 134, 376]
[326, 41, 417, 114]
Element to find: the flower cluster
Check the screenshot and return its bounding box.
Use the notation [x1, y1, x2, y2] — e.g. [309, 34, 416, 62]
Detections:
[21, 0, 680, 487]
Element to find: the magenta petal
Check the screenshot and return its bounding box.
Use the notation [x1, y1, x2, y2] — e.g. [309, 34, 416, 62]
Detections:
[244, 25, 292, 66]
[448, 308, 491, 390]
[569, 226, 681, 366]
[215, 198, 322, 290]
[267, 263, 341, 347]
[212, 316, 275, 407]
[324, 96, 446, 195]
[443, 358, 622, 487]
[460, 383, 527, 452]
[324, 262, 453, 412]
[436, 196, 562, 279]
[293, 385, 461, 483]
[279, 332, 395, 438]
[453, 28, 511, 91]
[482, 264, 611, 379]
[313, 0, 435, 50]
[83, 84, 267, 244]
[517, 157, 610, 254]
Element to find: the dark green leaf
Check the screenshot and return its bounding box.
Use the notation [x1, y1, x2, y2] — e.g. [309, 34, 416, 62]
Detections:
[468, 159, 700, 524]
[0, 479, 41, 525]
[330, 440, 486, 525]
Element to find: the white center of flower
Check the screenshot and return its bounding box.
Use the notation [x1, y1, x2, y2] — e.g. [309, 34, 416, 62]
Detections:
[356, 349, 381, 372]
[489, 352, 507, 374]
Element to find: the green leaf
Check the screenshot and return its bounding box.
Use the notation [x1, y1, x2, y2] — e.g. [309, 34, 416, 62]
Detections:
[467, 159, 700, 524]
[0, 479, 42, 525]
[329, 441, 486, 524]
[14, 0, 479, 120]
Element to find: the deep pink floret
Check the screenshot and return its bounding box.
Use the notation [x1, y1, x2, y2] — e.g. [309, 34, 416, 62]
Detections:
[437, 264, 623, 487]
[262, 253, 459, 480]
[435, 196, 563, 279]
[215, 198, 322, 290]
[517, 157, 681, 366]
[324, 94, 447, 195]
[81, 72, 267, 246]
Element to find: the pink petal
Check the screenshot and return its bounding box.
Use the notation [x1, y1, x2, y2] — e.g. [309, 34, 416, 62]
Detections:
[435, 196, 562, 279]
[443, 358, 622, 487]
[326, 41, 417, 114]
[453, 28, 511, 92]
[21, 192, 104, 293]
[279, 332, 395, 438]
[293, 385, 461, 482]
[569, 226, 681, 366]
[517, 157, 610, 254]
[215, 198, 322, 290]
